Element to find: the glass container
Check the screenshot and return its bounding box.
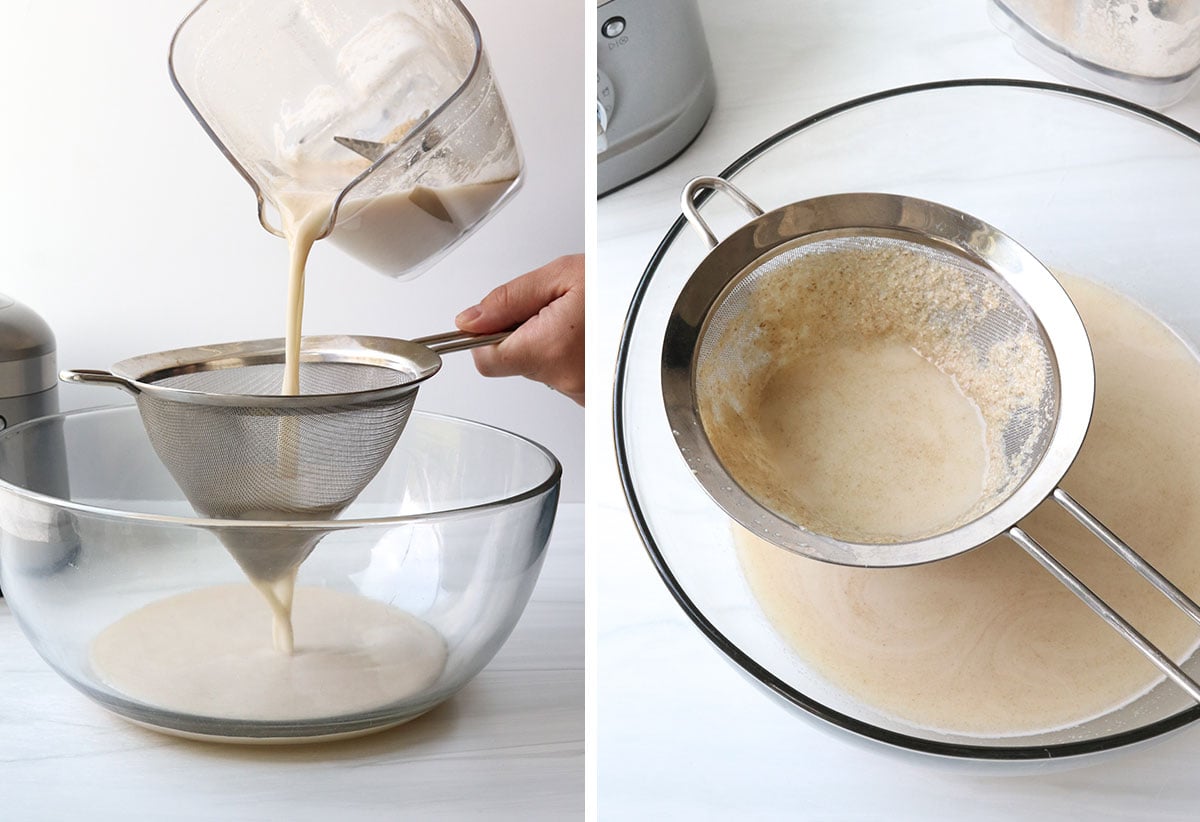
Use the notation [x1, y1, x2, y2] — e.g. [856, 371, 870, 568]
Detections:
[991, 0, 1200, 109]
[614, 80, 1200, 766]
[0, 406, 559, 742]
[169, 0, 523, 279]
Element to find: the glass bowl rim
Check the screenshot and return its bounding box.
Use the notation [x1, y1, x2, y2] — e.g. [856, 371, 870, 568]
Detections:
[0, 404, 562, 531]
[612, 77, 1200, 761]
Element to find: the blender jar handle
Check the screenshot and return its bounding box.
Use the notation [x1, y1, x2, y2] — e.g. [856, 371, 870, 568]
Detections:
[681, 176, 765, 249]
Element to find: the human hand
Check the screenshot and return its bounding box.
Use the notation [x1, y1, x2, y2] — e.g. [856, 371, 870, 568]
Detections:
[455, 254, 585, 405]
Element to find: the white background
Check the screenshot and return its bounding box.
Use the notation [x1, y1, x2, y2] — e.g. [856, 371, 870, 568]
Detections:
[594, 1, 1200, 819]
[0, 0, 584, 501]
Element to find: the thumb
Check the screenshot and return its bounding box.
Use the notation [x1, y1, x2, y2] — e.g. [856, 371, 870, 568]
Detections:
[455, 257, 574, 334]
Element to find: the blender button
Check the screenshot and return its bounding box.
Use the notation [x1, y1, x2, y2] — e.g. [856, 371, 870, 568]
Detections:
[602, 17, 626, 38]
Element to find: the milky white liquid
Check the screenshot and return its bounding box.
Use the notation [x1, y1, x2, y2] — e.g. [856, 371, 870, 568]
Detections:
[735, 274, 1200, 736]
[104, 13, 511, 707]
[747, 339, 988, 540]
[245, 176, 512, 654]
[274, 177, 515, 396]
[329, 179, 515, 276]
[91, 585, 447, 721]
[698, 238, 1052, 545]
[85, 178, 494, 720]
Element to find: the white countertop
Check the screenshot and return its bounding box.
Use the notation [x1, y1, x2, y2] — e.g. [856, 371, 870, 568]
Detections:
[594, 1, 1200, 819]
[0, 505, 582, 821]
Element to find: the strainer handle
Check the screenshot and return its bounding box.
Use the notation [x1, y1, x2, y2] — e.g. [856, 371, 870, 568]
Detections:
[1008, 489, 1200, 702]
[681, 176, 765, 249]
[413, 329, 511, 355]
[59, 369, 140, 397]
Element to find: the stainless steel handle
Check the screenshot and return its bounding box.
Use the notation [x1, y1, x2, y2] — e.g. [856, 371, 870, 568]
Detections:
[1008, 488, 1200, 702]
[412, 329, 511, 355]
[680, 176, 765, 250]
[1053, 488, 1200, 625]
[59, 369, 141, 397]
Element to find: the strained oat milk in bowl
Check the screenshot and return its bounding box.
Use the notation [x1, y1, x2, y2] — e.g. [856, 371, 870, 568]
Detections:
[0, 0, 551, 744]
[0, 407, 559, 742]
[615, 80, 1200, 764]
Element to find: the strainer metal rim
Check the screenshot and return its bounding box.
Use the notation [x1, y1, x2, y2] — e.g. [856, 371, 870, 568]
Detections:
[108, 334, 442, 408]
[662, 189, 1096, 567]
[617, 78, 1200, 761]
[0, 405, 562, 530]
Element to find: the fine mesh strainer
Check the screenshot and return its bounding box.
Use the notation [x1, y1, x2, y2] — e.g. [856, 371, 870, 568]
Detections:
[663, 176, 1200, 701]
[60, 330, 505, 585]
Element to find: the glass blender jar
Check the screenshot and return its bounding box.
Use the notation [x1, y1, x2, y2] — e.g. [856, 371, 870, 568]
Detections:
[169, 0, 523, 280]
[991, 0, 1200, 109]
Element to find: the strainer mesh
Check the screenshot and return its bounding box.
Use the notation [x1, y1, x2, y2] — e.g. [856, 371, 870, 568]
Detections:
[695, 235, 1058, 541]
[135, 361, 418, 522]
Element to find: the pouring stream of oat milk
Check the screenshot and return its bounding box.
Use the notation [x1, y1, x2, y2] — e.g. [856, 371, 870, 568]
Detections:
[249, 139, 517, 654]
[168, 0, 524, 654]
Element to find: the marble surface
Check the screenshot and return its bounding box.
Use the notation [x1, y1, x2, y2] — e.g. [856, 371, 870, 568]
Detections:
[0, 506, 582, 821]
[594, 1, 1200, 819]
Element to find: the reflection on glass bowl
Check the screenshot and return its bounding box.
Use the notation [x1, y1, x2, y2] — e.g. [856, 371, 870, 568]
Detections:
[616, 80, 1200, 765]
[0, 407, 560, 743]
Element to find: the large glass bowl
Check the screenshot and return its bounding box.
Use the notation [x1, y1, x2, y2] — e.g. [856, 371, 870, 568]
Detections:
[0, 406, 559, 742]
[614, 80, 1200, 763]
